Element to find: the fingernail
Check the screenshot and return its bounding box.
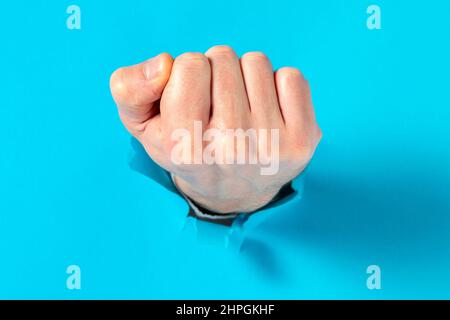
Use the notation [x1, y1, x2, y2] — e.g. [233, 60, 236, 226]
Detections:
[143, 55, 163, 80]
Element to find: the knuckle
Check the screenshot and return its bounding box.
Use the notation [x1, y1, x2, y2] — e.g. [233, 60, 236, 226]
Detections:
[109, 67, 129, 102]
[277, 66, 302, 78]
[242, 51, 269, 62]
[277, 67, 308, 89]
[175, 52, 209, 67]
[206, 45, 236, 57]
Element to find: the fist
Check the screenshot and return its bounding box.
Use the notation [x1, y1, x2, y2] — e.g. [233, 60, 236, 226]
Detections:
[110, 46, 321, 213]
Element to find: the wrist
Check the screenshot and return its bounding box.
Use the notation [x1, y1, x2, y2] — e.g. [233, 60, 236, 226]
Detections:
[172, 175, 281, 214]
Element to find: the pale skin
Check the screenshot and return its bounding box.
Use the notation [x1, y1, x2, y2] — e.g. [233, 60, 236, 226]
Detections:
[110, 45, 322, 214]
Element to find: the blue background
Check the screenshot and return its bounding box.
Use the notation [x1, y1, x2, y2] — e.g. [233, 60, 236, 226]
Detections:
[0, 0, 449, 299]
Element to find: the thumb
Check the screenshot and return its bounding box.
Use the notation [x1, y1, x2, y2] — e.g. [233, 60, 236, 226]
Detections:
[110, 53, 173, 128]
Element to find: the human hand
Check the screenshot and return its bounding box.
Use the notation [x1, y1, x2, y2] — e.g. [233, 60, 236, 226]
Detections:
[110, 46, 321, 213]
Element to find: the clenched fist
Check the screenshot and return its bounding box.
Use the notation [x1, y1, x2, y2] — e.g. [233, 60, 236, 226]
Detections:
[110, 46, 321, 214]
